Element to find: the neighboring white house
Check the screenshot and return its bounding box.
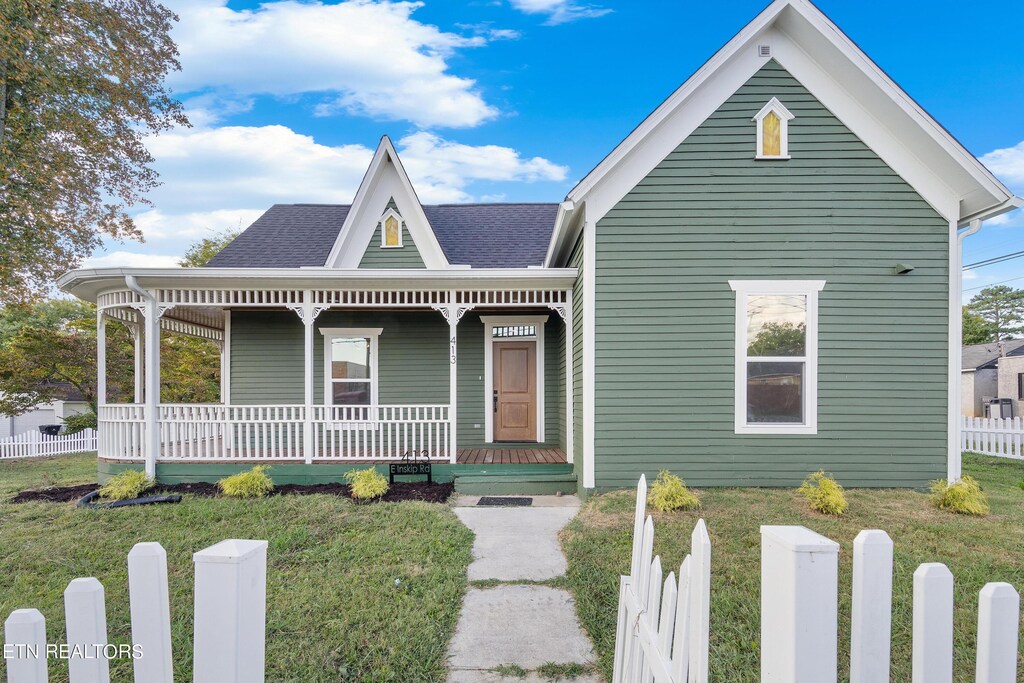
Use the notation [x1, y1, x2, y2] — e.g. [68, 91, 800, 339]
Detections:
[0, 387, 90, 439]
[961, 340, 1024, 417]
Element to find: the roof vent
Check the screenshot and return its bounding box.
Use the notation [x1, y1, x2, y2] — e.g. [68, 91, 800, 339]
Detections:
[758, 44, 772, 58]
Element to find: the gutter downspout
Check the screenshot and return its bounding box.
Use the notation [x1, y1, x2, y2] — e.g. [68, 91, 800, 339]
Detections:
[950, 219, 984, 483]
[125, 276, 160, 479]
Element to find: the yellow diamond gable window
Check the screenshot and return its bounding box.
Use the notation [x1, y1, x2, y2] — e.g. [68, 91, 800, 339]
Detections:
[380, 208, 403, 248]
[753, 97, 795, 160]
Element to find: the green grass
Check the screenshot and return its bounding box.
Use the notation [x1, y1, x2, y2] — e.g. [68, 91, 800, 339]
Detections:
[0, 453, 473, 682]
[562, 454, 1024, 683]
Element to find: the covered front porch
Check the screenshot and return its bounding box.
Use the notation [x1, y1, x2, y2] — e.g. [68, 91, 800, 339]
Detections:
[82, 269, 576, 479]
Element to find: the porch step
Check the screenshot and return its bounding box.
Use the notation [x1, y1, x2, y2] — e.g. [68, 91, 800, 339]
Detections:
[453, 471, 577, 496]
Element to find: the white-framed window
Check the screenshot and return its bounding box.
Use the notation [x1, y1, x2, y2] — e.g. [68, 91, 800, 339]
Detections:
[320, 328, 383, 408]
[728, 280, 825, 435]
[752, 97, 795, 160]
[379, 208, 403, 248]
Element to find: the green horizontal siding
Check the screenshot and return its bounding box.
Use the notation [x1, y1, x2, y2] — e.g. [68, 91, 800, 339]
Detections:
[358, 200, 426, 268]
[229, 310, 563, 448]
[593, 60, 949, 489]
[569, 231, 585, 482]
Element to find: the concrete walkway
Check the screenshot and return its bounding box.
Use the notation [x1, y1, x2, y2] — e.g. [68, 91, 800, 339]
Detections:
[446, 496, 600, 682]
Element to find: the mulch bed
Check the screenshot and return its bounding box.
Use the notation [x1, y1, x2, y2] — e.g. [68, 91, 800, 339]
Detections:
[9, 480, 454, 505]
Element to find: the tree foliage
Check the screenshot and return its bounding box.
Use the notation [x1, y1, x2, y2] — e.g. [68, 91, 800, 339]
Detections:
[962, 306, 996, 345]
[178, 230, 240, 268]
[967, 286, 1024, 342]
[0, 0, 188, 301]
[747, 322, 806, 356]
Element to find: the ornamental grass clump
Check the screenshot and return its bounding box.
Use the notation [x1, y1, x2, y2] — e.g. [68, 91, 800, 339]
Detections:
[218, 465, 274, 499]
[799, 470, 848, 516]
[345, 467, 389, 500]
[930, 475, 989, 516]
[648, 470, 701, 512]
[98, 470, 154, 501]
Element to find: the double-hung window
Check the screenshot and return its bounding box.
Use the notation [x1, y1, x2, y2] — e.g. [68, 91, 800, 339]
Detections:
[320, 328, 382, 419]
[728, 281, 825, 434]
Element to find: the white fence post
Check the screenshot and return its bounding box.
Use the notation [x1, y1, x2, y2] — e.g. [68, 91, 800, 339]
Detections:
[975, 582, 1020, 683]
[193, 539, 268, 683]
[4, 609, 48, 682]
[760, 526, 840, 682]
[912, 563, 954, 683]
[687, 520, 710, 683]
[671, 556, 692, 682]
[850, 530, 893, 683]
[64, 578, 110, 683]
[127, 543, 173, 683]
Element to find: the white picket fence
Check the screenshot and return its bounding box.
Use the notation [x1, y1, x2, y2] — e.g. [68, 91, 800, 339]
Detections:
[962, 416, 1024, 460]
[4, 538, 267, 683]
[0, 429, 97, 460]
[613, 475, 1021, 683]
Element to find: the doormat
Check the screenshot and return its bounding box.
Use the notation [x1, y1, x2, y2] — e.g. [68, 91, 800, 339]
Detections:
[477, 496, 533, 507]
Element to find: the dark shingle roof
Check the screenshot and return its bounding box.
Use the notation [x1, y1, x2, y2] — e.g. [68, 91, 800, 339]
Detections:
[205, 203, 558, 269]
[962, 340, 1024, 370]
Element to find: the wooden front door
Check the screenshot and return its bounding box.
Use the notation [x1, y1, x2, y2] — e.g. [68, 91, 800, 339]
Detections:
[493, 341, 537, 442]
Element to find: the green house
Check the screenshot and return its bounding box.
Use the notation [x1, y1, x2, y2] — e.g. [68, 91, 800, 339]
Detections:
[60, 0, 1021, 495]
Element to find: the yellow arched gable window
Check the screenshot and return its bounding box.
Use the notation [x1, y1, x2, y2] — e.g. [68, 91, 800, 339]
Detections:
[753, 98, 795, 160]
[379, 208, 403, 248]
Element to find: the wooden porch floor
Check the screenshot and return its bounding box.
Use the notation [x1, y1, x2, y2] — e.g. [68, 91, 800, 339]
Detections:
[456, 447, 567, 465]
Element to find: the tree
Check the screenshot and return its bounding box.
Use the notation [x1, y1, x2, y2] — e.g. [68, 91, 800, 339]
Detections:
[962, 307, 996, 345]
[967, 286, 1024, 344]
[0, 0, 188, 302]
[747, 322, 806, 356]
[179, 230, 240, 268]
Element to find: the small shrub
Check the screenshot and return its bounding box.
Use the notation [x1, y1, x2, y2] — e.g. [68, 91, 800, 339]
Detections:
[799, 470, 848, 516]
[99, 470, 154, 501]
[930, 475, 989, 516]
[344, 467, 389, 500]
[218, 465, 274, 498]
[648, 470, 700, 512]
[62, 411, 97, 434]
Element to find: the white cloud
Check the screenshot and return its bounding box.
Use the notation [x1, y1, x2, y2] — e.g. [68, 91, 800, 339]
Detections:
[508, 0, 611, 24]
[131, 124, 568, 242]
[963, 269, 978, 281]
[167, 0, 499, 128]
[82, 251, 185, 269]
[980, 140, 1024, 227]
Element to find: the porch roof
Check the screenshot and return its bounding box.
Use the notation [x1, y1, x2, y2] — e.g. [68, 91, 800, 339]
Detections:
[58, 266, 578, 303]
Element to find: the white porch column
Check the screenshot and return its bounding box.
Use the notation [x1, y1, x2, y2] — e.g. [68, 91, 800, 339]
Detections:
[143, 299, 162, 479]
[96, 310, 107, 407]
[132, 323, 144, 404]
[220, 311, 231, 404]
[289, 292, 325, 464]
[433, 302, 473, 463]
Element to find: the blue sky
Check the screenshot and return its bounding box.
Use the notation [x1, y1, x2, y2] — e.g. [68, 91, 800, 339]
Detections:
[86, 0, 1024, 301]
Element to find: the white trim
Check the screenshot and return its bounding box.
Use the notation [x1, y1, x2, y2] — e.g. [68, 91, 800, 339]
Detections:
[753, 97, 794, 160]
[378, 208, 404, 249]
[481, 315, 548, 443]
[221, 310, 231, 404]
[728, 279, 825, 435]
[325, 137, 449, 269]
[583, 219, 596, 489]
[319, 328, 383, 407]
[563, 292, 574, 464]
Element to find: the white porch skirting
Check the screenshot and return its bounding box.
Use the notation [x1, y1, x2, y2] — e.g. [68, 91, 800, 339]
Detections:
[98, 404, 451, 462]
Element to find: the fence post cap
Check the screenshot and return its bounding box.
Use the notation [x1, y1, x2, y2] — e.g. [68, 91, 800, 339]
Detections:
[194, 539, 268, 564]
[760, 525, 840, 553]
[853, 529, 893, 546]
[979, 582, 1019, 601]
[128, 541, 166, 559]
[64, 577, 103, 595]
[4, 608, 45, 627]
[913, 562, 953, 581]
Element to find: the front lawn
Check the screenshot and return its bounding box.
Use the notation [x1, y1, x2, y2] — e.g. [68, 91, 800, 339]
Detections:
[562, 454, 1024, 683]
[0, 453, 473, 682]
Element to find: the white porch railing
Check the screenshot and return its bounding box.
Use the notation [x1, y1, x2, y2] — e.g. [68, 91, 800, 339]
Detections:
[0, 429, 98, 459]
[962, 415, 1024, 460]
[97, 403, 452, 462]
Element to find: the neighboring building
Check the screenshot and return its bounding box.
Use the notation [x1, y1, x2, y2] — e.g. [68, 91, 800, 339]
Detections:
[0, 385, 90, 439]
[961, 341, 1024, 417]
[59, 0, 1021, 492]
